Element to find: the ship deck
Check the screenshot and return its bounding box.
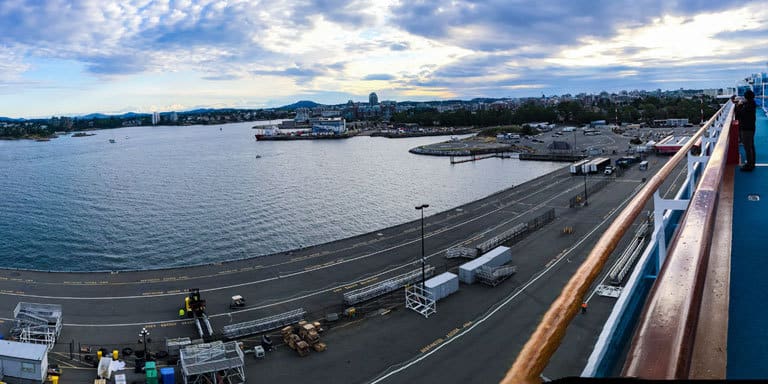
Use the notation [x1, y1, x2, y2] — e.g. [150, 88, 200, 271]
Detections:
[728, 106, 768, 378]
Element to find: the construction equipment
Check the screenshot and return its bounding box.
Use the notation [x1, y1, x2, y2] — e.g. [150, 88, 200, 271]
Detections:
[229, 295, 246, 310]
[183, 289, 214, 341]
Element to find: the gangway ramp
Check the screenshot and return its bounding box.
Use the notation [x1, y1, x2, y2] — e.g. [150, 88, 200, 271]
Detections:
[222, 308, 306, 340]
[343, 266, 436, 306]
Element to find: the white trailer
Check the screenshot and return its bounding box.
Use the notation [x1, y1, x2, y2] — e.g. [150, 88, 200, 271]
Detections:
[570, 159, 590, 175]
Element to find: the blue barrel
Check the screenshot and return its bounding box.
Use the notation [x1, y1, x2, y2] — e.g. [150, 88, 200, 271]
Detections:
[160, 367, 175, 383]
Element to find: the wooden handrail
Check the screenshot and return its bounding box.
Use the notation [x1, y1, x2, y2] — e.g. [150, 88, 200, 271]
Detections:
[502, 105, 727, 383]
[622, 106, 734, 378]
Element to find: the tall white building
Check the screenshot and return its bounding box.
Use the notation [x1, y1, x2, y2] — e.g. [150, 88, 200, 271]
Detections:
[152, 112, 160, 125]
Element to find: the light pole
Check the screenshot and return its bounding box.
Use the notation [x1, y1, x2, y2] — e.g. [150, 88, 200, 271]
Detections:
[583, 172, 589, 206]
[415, 204, 429, 288]
[139, 327, 150, 359]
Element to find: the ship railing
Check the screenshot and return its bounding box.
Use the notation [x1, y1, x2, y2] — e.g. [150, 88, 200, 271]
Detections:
[502, 100, 735, 383]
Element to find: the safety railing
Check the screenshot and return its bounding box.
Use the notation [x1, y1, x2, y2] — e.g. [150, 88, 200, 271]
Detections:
[502, 102, 733, 383]
[621, 105, 734, 378]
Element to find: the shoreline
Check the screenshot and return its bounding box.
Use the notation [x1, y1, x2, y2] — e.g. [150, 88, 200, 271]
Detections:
[0, 166, 566, 274]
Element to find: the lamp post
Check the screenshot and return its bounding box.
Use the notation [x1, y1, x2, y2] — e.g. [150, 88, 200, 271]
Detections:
[139, 327, 150, 358]
[583, 172, 589, 206]
[415, 204, 429, 288]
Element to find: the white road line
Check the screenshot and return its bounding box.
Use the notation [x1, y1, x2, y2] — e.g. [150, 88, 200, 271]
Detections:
[1, 171, 578, 302]
[368, 181, 641, 384]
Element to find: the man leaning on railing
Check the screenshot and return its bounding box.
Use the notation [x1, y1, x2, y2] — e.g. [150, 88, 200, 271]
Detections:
[735, 89, 757, 172]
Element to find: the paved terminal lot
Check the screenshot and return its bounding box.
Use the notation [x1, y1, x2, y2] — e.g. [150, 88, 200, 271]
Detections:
[0, 133, 689, 383]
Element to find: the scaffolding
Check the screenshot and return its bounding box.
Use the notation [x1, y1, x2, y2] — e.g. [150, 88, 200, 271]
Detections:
[180, 341, 245, 384]
[476, 223, 528, 254]
[475, 265, 518, 287]
[166, 337, 192, 358]
[405, 284, 436, 318]
[475, 209, 556, 254]
[221, 308, 306, 340]
[10, 302, 62, 350]
[445, 247, 478, 259]
[343, 266, 435, 306]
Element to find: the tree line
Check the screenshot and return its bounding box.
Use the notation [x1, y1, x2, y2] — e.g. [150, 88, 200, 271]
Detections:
[390, 96, 720, 128]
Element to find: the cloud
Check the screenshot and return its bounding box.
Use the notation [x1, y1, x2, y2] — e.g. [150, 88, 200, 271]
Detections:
[390, 42, 410, 51]
[0, 0, 766, 117]
[363, 74, 395, 81]
[84, 54, 147, 75]
[389, 0, 747, 52]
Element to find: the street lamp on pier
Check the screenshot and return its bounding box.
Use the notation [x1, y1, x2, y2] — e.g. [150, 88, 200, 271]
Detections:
[139, 327, 150, 359]
[415, 204, 429, 287]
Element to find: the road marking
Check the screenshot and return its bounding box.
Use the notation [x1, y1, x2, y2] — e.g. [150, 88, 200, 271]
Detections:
[368, 182, 641, 384]
[1, 172, 579, 302]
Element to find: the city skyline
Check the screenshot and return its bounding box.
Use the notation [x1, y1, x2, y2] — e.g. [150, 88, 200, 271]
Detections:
[1, 0, 767, 118]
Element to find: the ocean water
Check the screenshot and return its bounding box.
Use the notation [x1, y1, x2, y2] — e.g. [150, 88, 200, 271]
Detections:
[0, 122, 563, 271]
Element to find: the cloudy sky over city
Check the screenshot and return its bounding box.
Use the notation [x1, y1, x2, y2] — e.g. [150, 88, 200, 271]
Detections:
[1, 0, 767, 117]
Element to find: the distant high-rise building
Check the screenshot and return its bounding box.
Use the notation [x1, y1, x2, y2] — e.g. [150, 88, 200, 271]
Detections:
[170, 112, 178, 122]
[369, 92, 378, 105]
[152, 112, 160, 125]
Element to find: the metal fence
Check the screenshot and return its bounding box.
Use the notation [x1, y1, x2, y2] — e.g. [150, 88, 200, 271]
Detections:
[569, 179, 611, 207]
[475, 208, 557, 254]
[221, 308, 306, 340]
[343, 266, 435, 306]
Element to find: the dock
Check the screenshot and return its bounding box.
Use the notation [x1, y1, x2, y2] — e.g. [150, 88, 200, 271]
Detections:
[0, 153, 681, 383]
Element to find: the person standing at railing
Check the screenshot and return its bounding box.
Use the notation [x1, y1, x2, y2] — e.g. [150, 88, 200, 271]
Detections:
[735, 89, 757, 171]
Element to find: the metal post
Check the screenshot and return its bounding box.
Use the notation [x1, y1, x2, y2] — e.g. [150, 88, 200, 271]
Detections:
[415, 204, 429, 287]
[583, 172, 589, 206]
[139, 327, 150, 358]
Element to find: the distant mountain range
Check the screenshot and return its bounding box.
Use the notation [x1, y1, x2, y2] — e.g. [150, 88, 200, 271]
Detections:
[279, 100, 322, 110]
[79, 112, 150, 119]
[2, 97, 519, 121]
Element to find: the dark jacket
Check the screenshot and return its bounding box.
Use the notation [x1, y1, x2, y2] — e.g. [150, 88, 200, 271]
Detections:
[735, 99, 757, 131]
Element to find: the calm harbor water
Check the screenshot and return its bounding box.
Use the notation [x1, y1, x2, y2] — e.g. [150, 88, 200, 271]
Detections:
[0, 122, 563, 271]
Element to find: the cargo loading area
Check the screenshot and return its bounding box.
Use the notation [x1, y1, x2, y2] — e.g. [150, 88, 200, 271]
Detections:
[0, 146, 686, 383]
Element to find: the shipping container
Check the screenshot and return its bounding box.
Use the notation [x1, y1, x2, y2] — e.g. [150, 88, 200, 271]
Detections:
[425, 272, 459, 301]
[459, 246, 512, 284]
[569, 159, 590, 175]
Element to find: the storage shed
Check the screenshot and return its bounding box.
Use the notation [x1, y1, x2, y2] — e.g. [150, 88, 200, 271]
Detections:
[459, 246, 512, 284]
[424, 272, 459, 301]
[0, 340, 48, 384]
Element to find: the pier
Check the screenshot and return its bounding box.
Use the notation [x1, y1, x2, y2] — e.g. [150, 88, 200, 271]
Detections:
[0, 153, 682, 383]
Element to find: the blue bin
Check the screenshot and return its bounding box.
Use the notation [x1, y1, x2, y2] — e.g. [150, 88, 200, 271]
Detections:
[160, 367, 175, 384]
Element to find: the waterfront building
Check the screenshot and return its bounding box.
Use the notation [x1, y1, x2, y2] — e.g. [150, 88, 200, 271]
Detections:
[312, 118, 346, 134]
[294, 108, 310, 122]
[152, 111, 160, 125]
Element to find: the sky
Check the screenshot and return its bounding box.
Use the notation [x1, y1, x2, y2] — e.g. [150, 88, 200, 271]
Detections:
[1, 0, 767, 118]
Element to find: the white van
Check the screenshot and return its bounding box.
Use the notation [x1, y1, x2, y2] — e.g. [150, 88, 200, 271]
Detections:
[639, 161, 649, 171]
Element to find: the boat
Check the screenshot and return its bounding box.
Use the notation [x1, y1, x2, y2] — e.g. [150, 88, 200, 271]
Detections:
[255, 155, 262, 159]
[254, 125, 281, 140]
[109, 139, 115, 143]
